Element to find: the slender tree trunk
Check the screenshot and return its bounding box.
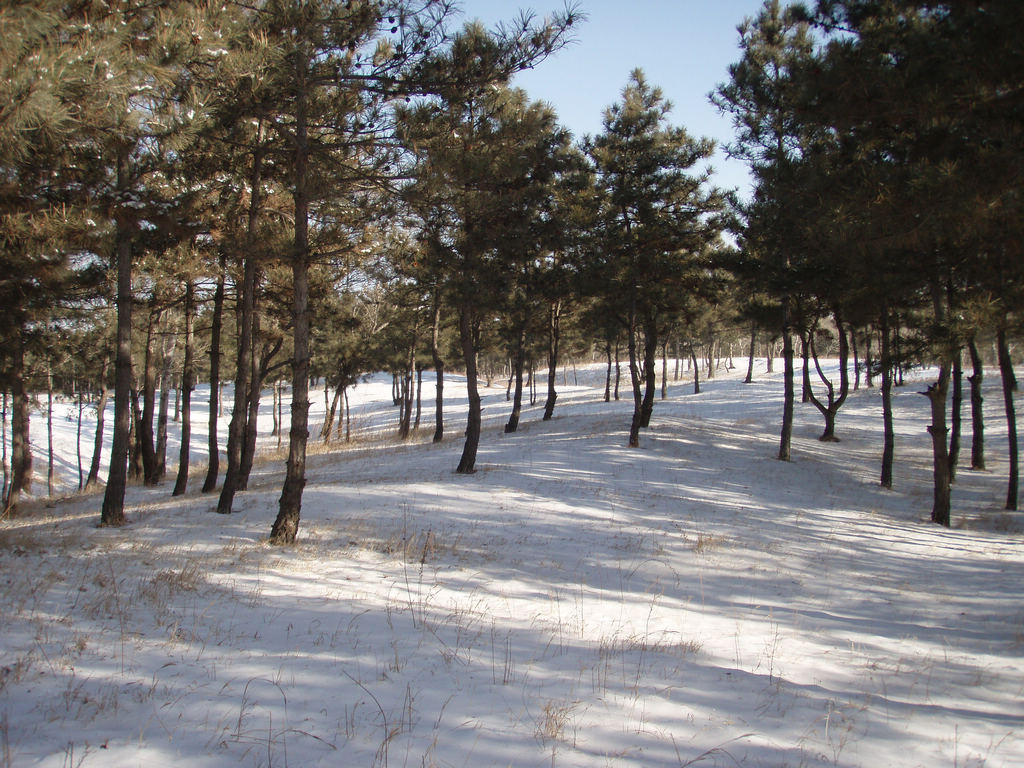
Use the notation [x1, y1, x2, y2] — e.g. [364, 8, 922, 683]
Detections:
[614, 340, 621, 401]
[745, 323, 756, 384]
[807, 309, 850, 442]
[778, 302, 795, 461]
[138, 305, 161, 485]
[1, 391, 8, 511]
[431, 297, 445, 443]
[218, 137, 264, 511]
[505, 326, 526, 433]
[543, 300, 561, 421]
[639, 315, 657, 429]
[86, 357, 109, 490]
[967, 337, 985, 470]
[690, 346, 700, 394]
[997, 326, 1018, 510]
[948, 347, 963, 482]
[456, 306, 482, 473]
[46, 364, 54, 497]
[173, 282, 195, 497]
[270, 83, 311, 545]
[800, 329, 812, 404]
[880, 309, 894, 488]
[865, 331, 874, 388]
[925, 363, 953, 526]
[604, 341, 612, 402]
[101, 154, 133, 527]
[323, 387, 341, 443]
[76, 388, 84, 491]
[202, 254, 226, 493]
[627, 314, 643, 447]
[414, 366, 423, 430]
[155, 314, 176, 479]
[660, 338, 668, 400]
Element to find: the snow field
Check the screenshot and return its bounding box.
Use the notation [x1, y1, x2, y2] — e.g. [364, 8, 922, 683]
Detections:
[1, 360, 1022, 767]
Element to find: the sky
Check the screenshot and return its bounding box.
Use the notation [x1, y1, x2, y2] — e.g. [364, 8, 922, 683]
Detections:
[457, 0, 770, 199]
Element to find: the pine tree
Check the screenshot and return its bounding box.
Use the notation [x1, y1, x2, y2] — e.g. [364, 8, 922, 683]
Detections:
[589, 70, 726, 447]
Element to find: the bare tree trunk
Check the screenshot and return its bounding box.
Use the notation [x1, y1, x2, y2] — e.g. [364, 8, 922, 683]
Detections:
[948, 347, 963, 482]
[689, 345, 700, 395]
[778, 300, 795, 461]
[925, 364, 953, 526]
[505, 327, 526, 433]
[270, 86, 311, 545]
[155, 313, 176, 479]
[86, 357, 109, 490]
[543, 300, 560, 421]
[456, 306, 482, 473]
[101, 157, 133, 527]
[46, 362, 54, 497]
[431, 297, 445, 443]
[173, 282, 195, 497]
[627, 315, 643, 447]
[967, 336, 985, 470]
[880, 309, 895, 488]
[997, 326, 1018, 510]
[604, 341, 612, 402]
[202, 253, 226, 493]
[744, 322, 756, 384]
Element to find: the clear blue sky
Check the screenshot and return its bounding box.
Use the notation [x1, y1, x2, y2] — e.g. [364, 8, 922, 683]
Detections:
[457, 0, 768, 198]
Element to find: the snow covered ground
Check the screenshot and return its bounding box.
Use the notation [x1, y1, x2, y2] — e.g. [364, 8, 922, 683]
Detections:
[1, 359, 1022, 767]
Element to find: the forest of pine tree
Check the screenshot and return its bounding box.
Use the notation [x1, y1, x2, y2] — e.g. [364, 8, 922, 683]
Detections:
[0, 0, 1020, 540]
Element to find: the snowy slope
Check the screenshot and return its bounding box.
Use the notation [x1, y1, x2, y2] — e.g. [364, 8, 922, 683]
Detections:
[1, 360, 1022, 767]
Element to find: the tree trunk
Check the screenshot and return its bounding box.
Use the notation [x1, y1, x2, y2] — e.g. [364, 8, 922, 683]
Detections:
[800, 329, 812, 404]
[7, 332, 34, 512]
[997, 327, 1018, 510]
[505, 327, 526, 433]
[778, 301, 795, 461]
[604, 341, 612, 402]
[880, 309, 894, 488]
[948, 347, 963, 482]
[660, 338, 668, 400]
[967, 336, 985, 471]
[690, 346, 700, 394]
[807, 309, 850, 442]
[46, 364, 54, 497]
[627, 316, 643, 447]
[217, 256, 256, 514]
[925, 364, 953, 526]
[456, 306, 482, 473]
[101, 155, 133, 527]
[270, 85, 311, 545]
[139, 305, 160, 485]
[155, 314, 176, 479]
[543, 300, 561, 421]
[323, 387, 341, 443]
[173, 282, 195, 497]
[202, 253, 226, 493]
[744, 323, 756, 384]
[639, 315, 657, 428]
[86, 356, 109, 490]
[431, 297, 445, 443]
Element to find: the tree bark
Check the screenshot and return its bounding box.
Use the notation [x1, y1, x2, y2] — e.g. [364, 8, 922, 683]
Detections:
[543, 300, 561, 421]
[997, 326, 1018, 510]
[139, 304, 160, 485]
[880, 309, 894, 488]
[639, 314, 657, 428]
[505, 327, 526, 433]
[778, 301, 795, 461]
[925, 364, 953, 526]
[173, 282, 195, 497]
[155, 314, 176, 479]
[86, 357, 109, 490]
[948, 347, 963, 482]
[270, 79, 311, 545]
[456, 305, 482, 473]
[6, 333, 31, 514]
[744, 322, 756, 384]
[431, 297, 445, 443]
[627, 315, 643, 447]
[202, 253, 226, 493]
[967, 336, 985, 470]
[101, 154, 133, 527]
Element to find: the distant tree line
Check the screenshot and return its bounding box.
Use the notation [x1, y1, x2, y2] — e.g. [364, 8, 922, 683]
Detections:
[0, 0, 1019, 538]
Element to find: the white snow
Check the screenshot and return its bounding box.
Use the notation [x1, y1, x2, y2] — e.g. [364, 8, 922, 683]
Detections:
[2, 360, 1022, 767]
